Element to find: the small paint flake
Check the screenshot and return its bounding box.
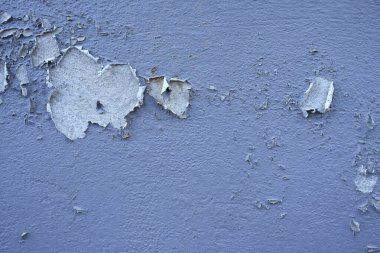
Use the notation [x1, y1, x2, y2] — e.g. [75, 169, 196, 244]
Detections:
[0, 60, 8, 93]
[16, 65, 29, 86]
[367, 113, 375, 130]
[367, 245, 380, 253]
[21, 29, 33, 37]
[73, 205, 85, 214]
[371, 196, 380, 213]
[21, 87, 28, 97]
[208, 85, 217, 91]
[0, 28, 18, 38]
[299, 77, 334, 117]
[358, 202, 369, 214]
[77, 36, 85, 42]
[0, 11, 11, 24]
[267, 198, 282, 205]
[147, 76, 191, 119]
[20, 231, 28, 240]
[18, 44, 29, 58]
[350, 218, 360, 235]
[31, 29, 61, 67]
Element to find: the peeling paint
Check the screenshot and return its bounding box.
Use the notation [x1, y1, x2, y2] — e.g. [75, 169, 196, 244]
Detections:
[18, 44, 29, 58]
[47, 47, 145, 140]
[355, 165, 378, 194]
[31, 29, 61, 67]
[0, 11, 11, 24]
[147, 76, 191, 119]
[0, 60, 8, 93]
[367, 245, 380, 253]
[267, 198, 282, 205]
[16, 65, 29, 84]
[0, 28, 18, 38]
[73, 205, 86, 214]
[299, 77, 334, 117]
[350, 218, 360, 235]
[20, 231, 28, 240]
[371, 196, 380, 213]
[16, 65, 29, 97]
[367, 113, 375, 130]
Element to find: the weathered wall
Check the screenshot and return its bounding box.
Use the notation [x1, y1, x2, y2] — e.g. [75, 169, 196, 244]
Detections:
[1, 1, 379, 252]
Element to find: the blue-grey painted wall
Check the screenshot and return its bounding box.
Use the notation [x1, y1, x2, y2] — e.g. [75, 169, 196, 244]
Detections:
[1, 1, 379, 252]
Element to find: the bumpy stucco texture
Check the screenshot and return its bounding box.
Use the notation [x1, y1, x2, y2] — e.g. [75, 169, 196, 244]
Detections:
[0, 1, 380, 252]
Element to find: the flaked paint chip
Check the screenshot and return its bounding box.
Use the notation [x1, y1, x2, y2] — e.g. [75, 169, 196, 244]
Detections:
[73, 205, 85, 214]
[31, 30, 61, 67]
[19, 44, 29, 58]
[0, 60, 8, 93]
[20, 231, 28, 240]
[16, 65, 29, 97]
[350, 218, 360, 235]
[355, 165, 378, 194]
[299, 77, 334, 117]
[16, 65, 29, 86]
[367, 245, 380, 253]
[267, 198, 282, 205]
[367, 113, 375, 130]
[47, 47, 145, 140]
[147, 76, 191, 119]
[0, 28, 18, 38]
[371, 196, 380, 213]
[0, 11, 11, 24]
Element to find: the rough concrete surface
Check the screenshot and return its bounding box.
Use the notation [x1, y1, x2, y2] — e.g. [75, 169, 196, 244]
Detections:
[0, 1, 380, 252]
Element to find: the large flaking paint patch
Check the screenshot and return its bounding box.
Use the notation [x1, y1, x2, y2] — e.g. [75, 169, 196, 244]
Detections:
[47, 47, 145, 140]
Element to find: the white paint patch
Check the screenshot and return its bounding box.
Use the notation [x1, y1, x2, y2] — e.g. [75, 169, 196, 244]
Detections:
[299, 77, 334, 117]
[16, 65, 29, 86]
[16, 65, 29, 97]
[0, 60, 8, 93]
[355, 165, 378, 194]
[47, 47, 145, 140]
[31, 29, 61, 67]
[147, 76, 191, 118]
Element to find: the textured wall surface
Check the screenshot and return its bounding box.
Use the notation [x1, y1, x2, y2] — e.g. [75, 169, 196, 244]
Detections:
[1, 1, 380, 252]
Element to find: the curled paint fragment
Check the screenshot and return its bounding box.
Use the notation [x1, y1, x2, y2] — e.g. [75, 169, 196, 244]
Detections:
[299, 77, 334, 117]
[31, 29, 61, 67]
[0, 60, 8, 93]
[355, 165, 378, 194]
[147, 76, 191, 118]
[47, 47, 145, 140]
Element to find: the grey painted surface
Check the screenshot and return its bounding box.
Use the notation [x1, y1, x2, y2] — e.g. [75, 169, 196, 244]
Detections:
[1, 1, 380, 252]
